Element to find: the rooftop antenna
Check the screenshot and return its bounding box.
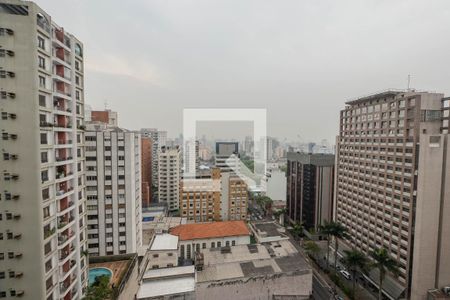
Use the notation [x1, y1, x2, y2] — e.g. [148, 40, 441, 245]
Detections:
[407, 74, 412, 91]
[104, 100, 108, 110]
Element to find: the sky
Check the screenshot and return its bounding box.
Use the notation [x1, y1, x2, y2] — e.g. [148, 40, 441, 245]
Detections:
[36, 0, 450, 142]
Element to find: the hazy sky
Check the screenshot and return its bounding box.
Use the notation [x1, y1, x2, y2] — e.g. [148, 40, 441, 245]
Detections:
[37, 0, 450, 142]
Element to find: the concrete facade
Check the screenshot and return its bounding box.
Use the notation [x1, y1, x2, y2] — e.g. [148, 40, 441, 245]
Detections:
[158, 146, 181, 211]
[85, 122, 142, 256]
[335, 90, 450, 299]
[141, 137, 152, 208]
[0, 1, 88, 299]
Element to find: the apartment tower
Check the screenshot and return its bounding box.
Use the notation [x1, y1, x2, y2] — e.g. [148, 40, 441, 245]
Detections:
[0, 1, 88, 299]
[335, 90, 450, 299]
[85, 122, 142, 256]
[158, 146, 181, 211]
[286, 152, 334, 232]
[141, 137, 152, 208]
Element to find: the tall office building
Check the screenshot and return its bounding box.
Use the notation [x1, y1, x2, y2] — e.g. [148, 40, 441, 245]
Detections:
[158, 146, 181, 211]
[141, 137, 152, 208]
[286, 153, 334, 231]
[215, 142, 239, 173]
[335, 90, 450, 299]
[85, 122, 142, 256]
[0, 1, 88, 298]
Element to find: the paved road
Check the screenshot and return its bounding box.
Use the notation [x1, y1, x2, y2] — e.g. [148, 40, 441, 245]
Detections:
[313, 273, 332, 300]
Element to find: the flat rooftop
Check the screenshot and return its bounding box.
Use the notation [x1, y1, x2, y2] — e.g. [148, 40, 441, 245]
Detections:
[197, 240, 308, 283]
[170, 220, 250, 241]
[138, 266, 195, 299]
[150, 233, 178, 251]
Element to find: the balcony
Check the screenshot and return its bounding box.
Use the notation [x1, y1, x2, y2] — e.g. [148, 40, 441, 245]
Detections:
[58, 230, 75, 247]
[59, 244, 75, 261]
[44, 227, 56, 239]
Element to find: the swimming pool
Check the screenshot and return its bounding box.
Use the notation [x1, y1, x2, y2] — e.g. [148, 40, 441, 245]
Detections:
[88, 267, 112, 286]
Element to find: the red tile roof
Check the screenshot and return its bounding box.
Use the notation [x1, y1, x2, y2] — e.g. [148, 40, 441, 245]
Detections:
[170, 221, 250, 241]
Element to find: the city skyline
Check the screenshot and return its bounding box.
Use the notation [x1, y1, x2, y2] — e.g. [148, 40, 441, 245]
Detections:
[34, 0, 450, 142]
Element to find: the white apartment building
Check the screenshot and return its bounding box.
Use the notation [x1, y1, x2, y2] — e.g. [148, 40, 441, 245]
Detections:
[158, 146, 181, 211]
[0, 1, 88, 299]
[85, 122, 142, 256]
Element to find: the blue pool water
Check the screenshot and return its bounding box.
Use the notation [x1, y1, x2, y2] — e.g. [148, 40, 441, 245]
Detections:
[88, 268, 112, 286]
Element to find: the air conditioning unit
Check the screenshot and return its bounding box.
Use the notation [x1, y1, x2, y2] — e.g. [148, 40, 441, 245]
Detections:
[13, 214, 21, 219]
[10, 134, 17, 140]
[15, 272, 23, 278]
[12, 194, 20, 200]
[16, 290, 24, 296]
[14, 233, 22, 239]
[7, 92, 16, 98]
[15, 253, 22, 258]
[11, 154, 18, 160]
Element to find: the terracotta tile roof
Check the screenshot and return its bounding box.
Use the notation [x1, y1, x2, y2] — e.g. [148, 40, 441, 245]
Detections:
[170, 221, 250, 241]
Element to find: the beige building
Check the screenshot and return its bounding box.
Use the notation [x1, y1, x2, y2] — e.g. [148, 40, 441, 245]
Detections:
[335, 90, 450, 299]
[158, 146, 181, 211]
[145, 234, 179, 269]
[180, 168, 222, 222]
[0, 1, 88, 299]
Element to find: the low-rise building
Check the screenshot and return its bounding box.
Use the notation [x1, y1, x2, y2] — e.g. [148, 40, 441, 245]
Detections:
[170, 221, 250, 260]
[146, 234, 179, 269]
[195, 240, 312, 299]
[137, 266, 196, 300]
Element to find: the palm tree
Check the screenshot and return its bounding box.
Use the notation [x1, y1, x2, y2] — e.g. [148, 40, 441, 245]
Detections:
[342, 249, 369, 298]
[319, 221, 334, 269]
[370, 248, 400, 300]
[304, 241, 320, 261]
[292, 222, 303, 239]
[329, 222, 349, 271]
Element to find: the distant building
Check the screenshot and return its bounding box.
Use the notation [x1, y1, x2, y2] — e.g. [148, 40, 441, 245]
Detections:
[141, 137, 152, 207]
[180, 168, 222, 222]
[215, 142, 239, 173]
[184, 140, 200, 176]
[141, 128, 167, 187]
[220, 173, 249, 221]
[158, 146, 181, 211]
[85, 122, 142, 255]
[91, 109, 118, 126]
[170, 221, 251, 260]
[286, 152, 334, 232]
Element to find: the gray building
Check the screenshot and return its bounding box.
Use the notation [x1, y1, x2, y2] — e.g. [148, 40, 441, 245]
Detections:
[0, 1, 88, 298]
[286, 153, 334, 232]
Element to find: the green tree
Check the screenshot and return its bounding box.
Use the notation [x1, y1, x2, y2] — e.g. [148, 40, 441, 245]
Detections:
[329, 221, 349, 271]
[292, 222, 303, 239]
[342, 249, 370, 298]
[370, 248, 400, 300]
[319, 221, 334, 269]
[84, 275, 112, 300]
[304, 241, 320, 261]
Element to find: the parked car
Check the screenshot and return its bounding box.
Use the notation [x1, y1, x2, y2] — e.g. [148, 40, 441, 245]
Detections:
[339, 270, 352, 280]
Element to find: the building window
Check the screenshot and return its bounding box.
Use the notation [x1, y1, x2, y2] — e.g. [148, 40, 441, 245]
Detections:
[39, 76, 46, 88]
[38, 36, 45, 50]
[38, 56, 46, 69]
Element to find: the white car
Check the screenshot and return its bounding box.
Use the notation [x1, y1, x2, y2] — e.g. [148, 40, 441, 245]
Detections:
[339, 270, 352, 280]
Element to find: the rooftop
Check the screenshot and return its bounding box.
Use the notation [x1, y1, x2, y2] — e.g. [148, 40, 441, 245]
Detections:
[138, 266, 195, 299]
[196, 241, 308, 283]
[286, 152, 335, 166]
[170, 220, 250, 241]
[150, 234, 178, 251]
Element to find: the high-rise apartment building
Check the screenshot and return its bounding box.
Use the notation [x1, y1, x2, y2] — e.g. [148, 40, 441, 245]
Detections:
[140, 128, 167, 187]
[286, 153, 334, 232]
[335, 90, 450, 299]
[184, 140, 199, 177]
[0, 1, 88, 298]
[141, 137, 152, 208]
[85, 122, 142, 256]
[158, 146, 181, 211]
